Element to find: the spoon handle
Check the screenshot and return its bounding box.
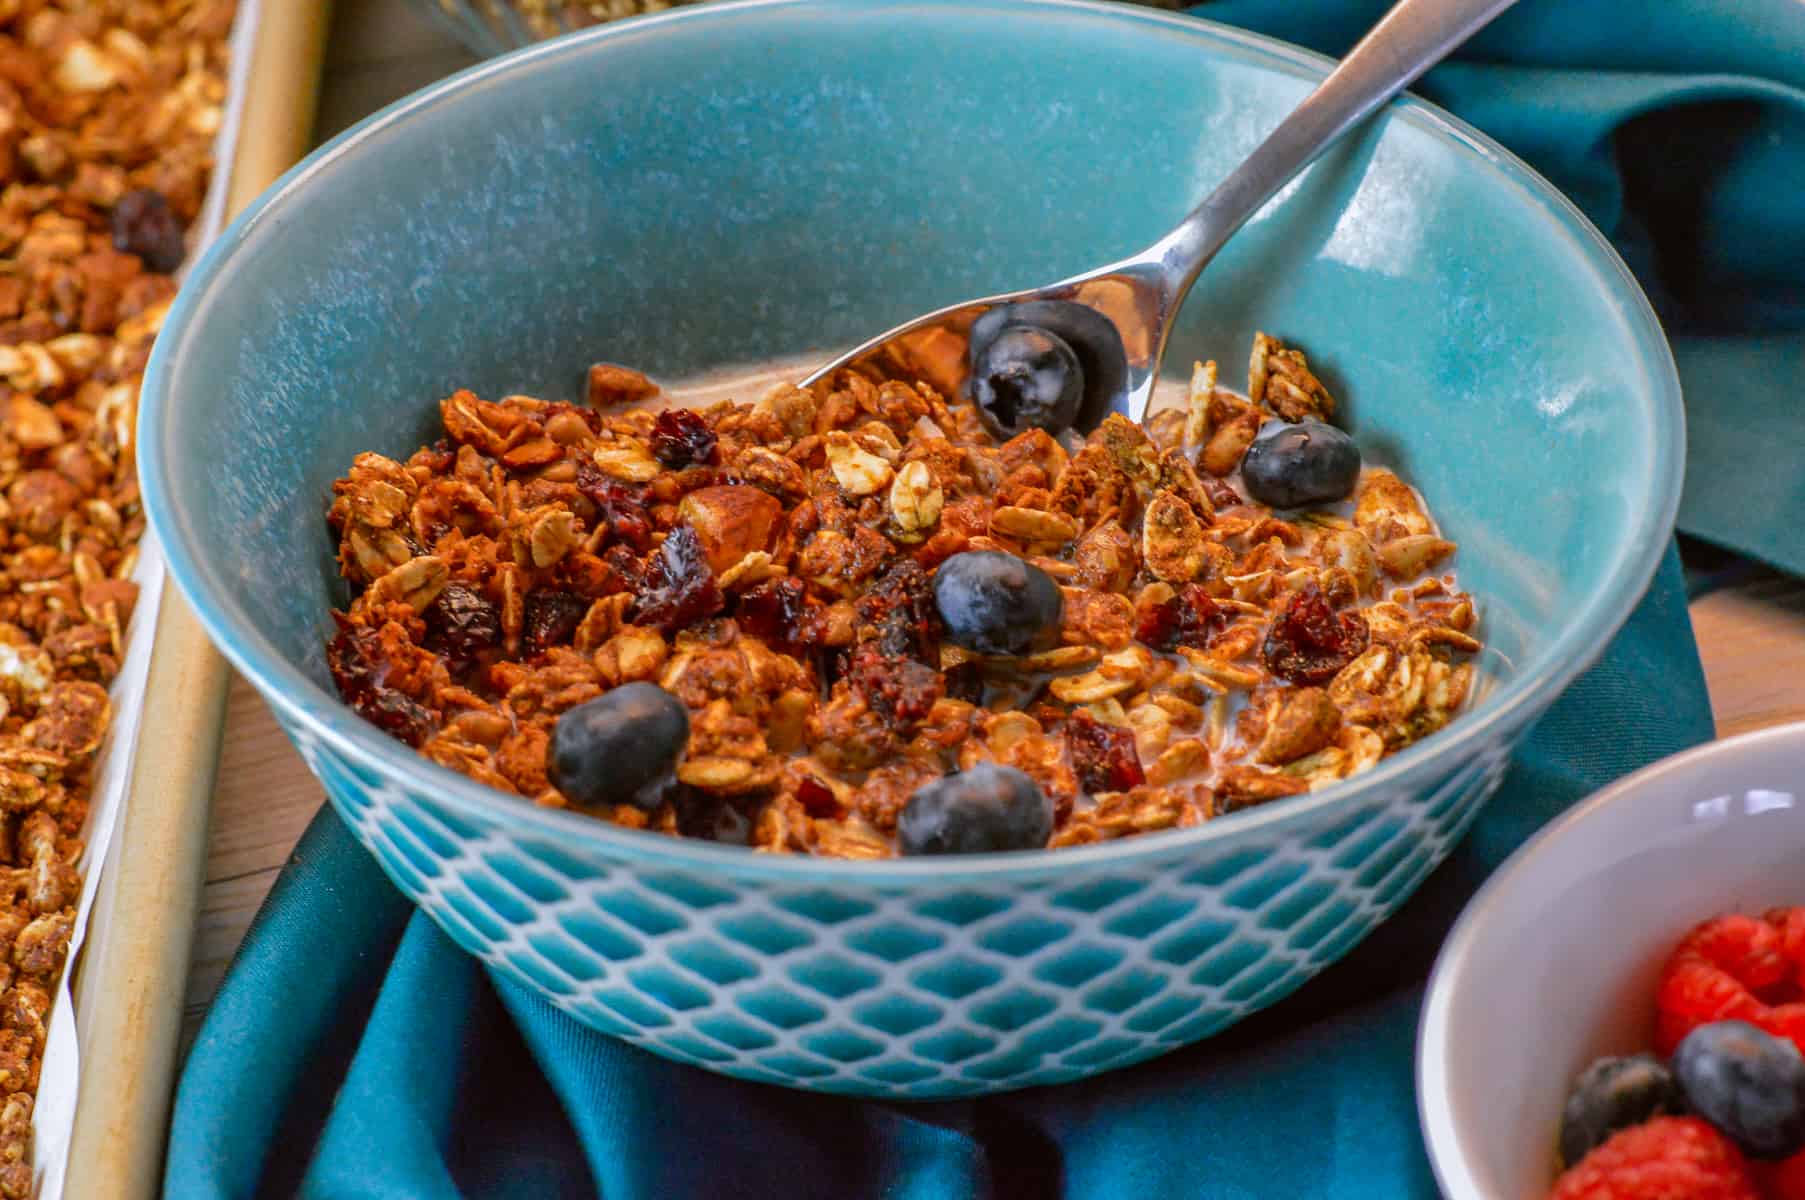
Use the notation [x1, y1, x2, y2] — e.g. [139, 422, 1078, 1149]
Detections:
[1149, 0, 1519, 298]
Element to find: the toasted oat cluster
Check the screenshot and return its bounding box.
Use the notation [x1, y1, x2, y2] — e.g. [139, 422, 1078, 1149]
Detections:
[0, 0, 233, 1189]
[326, 331, 1480, 861]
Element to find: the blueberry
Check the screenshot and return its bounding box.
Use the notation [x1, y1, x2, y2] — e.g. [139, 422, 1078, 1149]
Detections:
[547, 682, 689, 810]
[1558, 1054, 1686, 1166]
[970, 323, 1084, 437]
[1672, 1020, 1805, 1159]
[1239, 419, 1361, 509]
[932, 550, 1062, 656]
[897, 764, 1053, 855]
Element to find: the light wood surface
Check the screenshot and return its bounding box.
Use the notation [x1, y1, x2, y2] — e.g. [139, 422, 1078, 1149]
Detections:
[69, 6, 336, 1196]
[178, 0, 1805, 1055]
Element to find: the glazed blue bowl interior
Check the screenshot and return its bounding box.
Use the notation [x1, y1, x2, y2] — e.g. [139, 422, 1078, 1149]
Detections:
[144, 0, 1680, 875]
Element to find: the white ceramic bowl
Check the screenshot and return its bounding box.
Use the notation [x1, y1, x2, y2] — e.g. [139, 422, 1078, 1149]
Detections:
[1418, 722, 1805, 1198]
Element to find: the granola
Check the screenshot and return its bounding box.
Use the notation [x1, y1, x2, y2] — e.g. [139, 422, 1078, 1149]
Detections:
[0, 1, 233, 1189]
[325, 327, 1482, 863]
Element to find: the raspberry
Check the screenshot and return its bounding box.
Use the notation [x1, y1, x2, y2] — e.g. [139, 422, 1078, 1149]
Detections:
[1761, 1004, 1805, 1059]
[1549, 1117, 1759, 1200]
[1758, 1149, 1805, 1200]
[1769, 908, 1805, 991]
[1657, 958, 1770, 1056]
[1656, 915, 1792, 1056]
[1683, 915, 1791, 991]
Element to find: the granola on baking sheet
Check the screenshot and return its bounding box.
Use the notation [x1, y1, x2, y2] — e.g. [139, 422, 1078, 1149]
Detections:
[324, 327, 1481, 862]
[0, 1, 233, 1190]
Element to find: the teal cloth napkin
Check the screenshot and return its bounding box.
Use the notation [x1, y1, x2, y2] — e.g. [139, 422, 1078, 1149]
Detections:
[166, 1, 1803, 1194]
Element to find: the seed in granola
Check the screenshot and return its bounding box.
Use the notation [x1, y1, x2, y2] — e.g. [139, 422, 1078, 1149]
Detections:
[109, 189, 186, 274]
[649, 407, 719, 468]
[897, 762, 1053, 855]
[548, 682, 689, 810]
[631, 523, 724, 634]
[970, 324, 1084, 437]
[933, 550, 1062, 656]
[1241, 420, 1361, 509]
[1134, 583, 1224, 653]
[1066, 709, 1146, 795]
[1262, 582, 1370, 686]
[425, 582, 502, 667]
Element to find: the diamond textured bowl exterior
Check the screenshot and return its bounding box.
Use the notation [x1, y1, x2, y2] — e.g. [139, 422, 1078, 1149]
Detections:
[141, 1, 1684, 1097]
[298, 714, 1514, 1096]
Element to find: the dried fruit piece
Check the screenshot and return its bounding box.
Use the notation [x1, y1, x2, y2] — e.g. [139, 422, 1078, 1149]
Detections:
[649, 408, 718, 468]
[631, 525, 724, 635]
[1263, 583, 1369, 686]
[326, 624, 437, 748]
[1134, 583, 1222, 653]
[523, 591, 588, 656]
[847, 647, 942, 732]
[1065, 710, 1145, 795]
[735, 577, 809, 653]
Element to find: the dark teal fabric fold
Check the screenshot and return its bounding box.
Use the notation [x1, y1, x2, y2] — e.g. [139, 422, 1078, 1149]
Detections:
[166, 2, 1801, 1194]
[166, 545, 1711, 1199]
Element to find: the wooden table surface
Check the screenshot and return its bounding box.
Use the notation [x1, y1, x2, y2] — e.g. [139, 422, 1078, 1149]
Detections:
[175, 1, 1805, 1045]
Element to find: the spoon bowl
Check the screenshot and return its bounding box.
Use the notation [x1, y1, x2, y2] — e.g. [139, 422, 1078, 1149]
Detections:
[804, 0, 1519, 433]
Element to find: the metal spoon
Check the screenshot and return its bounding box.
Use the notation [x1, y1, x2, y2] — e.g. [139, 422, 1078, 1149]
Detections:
[801, 0, 1518, 430]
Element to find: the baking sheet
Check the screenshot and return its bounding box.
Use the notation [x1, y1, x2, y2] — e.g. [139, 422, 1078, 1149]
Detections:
[31, 3, 265, 1194]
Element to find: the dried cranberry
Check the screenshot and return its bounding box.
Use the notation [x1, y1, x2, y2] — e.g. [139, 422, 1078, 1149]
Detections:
[326, 622, 436, 747]
[943, 661, 985, 705]
[631, 523, 723, 634]
[1204, 477, 1245, 510]
[796, 775, 843, 819]
[425, 582, 501, 665]
[649, 408, 718, 469]
[601, 543, 641, 577]
[736, 577, 807, 651]
[575, 462, 653, 551]
[847, 645, 943, 731]
[857, 559, 940, 662]
[523, 590, 588, 656]
[1065, 710, 1145, 794]
[1135, 584, 1223, 652]
[1262, 583, 1369, 685]
[671, 785, 729, 840]
[111, 189, 187, 274]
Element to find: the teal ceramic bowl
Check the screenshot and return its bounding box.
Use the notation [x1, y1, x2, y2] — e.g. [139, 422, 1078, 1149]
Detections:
[141, 0, 1683, 1098]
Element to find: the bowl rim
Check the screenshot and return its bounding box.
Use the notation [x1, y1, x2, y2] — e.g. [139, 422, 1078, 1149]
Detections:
[140, 0, 1687, 884]
[1415, 721, 1805, 1198]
